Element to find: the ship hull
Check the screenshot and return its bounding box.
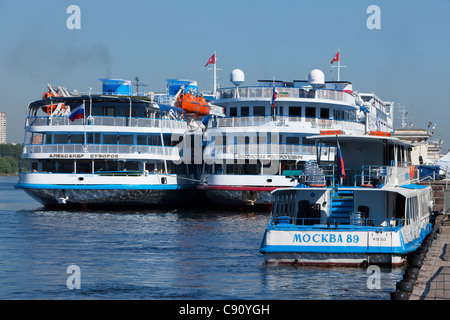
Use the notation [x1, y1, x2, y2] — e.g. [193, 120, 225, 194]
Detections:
[262, 252, 406, 267]
[17, 184, 206, 208]
[197, 185, 277, 207]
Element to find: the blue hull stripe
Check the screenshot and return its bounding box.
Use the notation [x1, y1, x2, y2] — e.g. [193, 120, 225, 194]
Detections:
[15, 183, 193, 190]
[260, 225, 431, 255]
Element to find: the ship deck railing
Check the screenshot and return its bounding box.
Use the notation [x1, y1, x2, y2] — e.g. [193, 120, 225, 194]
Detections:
[203, 143, 336, 159]
[217, 87, 355, 104]
[209, 115, 363, 130]
[271, 216, 406, 230]
[295, 164, 401, 188]
[23, 143, 180, 157]
[26, 115, 187, 130]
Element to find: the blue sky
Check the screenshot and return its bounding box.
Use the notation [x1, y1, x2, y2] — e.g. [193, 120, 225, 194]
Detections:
[1, 0, 449, 150]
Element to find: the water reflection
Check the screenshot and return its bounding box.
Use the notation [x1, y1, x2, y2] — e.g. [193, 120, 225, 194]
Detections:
[0, 176, 403, 299]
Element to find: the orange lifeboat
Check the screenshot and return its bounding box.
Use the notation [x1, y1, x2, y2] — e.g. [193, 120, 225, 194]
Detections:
[195, 95, 210, 116]
[40, 91, 68, 115]
[176, 93, 210, 117]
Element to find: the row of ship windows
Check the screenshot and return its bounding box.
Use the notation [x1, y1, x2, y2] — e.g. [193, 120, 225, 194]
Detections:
[228, 106, 355, 120]
[27, 131, 315, 146]
[25, 132, 320, 146]
[28, 160, 187, 175]
[26, 132, 178, 146]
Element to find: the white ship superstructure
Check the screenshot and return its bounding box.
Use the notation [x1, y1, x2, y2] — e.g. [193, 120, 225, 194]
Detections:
[198, 69, 394, 207]
[16, 81, 206, 207]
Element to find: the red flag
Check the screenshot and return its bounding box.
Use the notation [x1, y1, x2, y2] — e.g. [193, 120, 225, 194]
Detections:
[331, 51, 340, 64]
[205, 53, 216, 66]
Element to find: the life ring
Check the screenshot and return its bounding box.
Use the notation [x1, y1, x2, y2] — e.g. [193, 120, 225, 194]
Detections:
[410, 165, 415, 179]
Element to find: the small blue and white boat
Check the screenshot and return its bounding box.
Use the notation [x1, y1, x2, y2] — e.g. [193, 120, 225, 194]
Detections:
[259, 133, 433, 267]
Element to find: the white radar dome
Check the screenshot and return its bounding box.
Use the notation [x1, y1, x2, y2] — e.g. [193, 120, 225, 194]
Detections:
[230, 69, 245, 86]
[308, 69, 325, 87]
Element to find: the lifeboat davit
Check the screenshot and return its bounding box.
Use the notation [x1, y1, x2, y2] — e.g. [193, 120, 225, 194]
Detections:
[41, 91, 68, 115]
[176, 93, 210, 116]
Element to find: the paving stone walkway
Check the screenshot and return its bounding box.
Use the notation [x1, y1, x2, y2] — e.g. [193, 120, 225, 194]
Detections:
[409, 218, 450, 300]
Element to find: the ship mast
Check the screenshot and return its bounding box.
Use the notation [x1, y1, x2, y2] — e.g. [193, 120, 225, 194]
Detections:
[331, 49, 347, 81]
[207, 50, 222, 95]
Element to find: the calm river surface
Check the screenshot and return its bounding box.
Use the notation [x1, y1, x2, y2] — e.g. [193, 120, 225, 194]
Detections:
[0, 176, 403, 300]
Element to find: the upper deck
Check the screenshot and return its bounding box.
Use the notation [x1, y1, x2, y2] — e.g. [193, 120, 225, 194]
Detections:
[25, 95, 188, 133]
[216, 86, 355, 106]
[22, 95, 189, 161]
[209, 76, 393, 133]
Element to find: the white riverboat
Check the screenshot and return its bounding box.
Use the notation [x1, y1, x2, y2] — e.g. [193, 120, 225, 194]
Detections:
[198, 68, 394, 208]
[259, 133, 433, 266]
[15, 80, 219, 208]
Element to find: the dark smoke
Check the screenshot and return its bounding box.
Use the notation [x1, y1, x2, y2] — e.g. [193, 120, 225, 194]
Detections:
[6, 39, 113, 79]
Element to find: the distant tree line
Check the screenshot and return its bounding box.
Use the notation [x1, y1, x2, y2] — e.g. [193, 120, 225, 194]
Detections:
[0, 144, 23, 174]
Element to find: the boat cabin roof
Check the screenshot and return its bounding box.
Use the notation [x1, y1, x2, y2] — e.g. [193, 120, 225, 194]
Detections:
[28, 95, 186, 117]
[306, 134, 413, 148]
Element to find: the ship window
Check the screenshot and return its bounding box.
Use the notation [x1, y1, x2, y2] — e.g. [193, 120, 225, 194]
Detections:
[87, 133, 101, 144]
[305, 107, 316, 118]
[76, 160, 92, 174]
[58, 160, 74, 173]
[162, 135, 171, 146]
[289, 106, 302, 117]
[148, 135, 161, 146]
[103, 134, 117, 144]
[253, 106, 265, 116]
[119, 135, 133, 145]
[320, 108, 329, 119]
[54, 134, 69, 144]
[229, 107, 237, 117]
[240, 107, 249, 116]
[137, 135, 147, 145]
[302, 137, 315, 146]
[102, 106, 115, 116]
[125, 108, 138, 117]
[71, 134, 84, 144]
[42, 160, 56, 173]
[286, 137, 299, 145]
[29, 132, 45, 145]
[31, 161, 38, 172]
[122, 161, 139, 171]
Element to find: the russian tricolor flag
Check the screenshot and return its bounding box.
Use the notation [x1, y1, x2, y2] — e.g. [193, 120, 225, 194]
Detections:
[271, 86, 277, 109]
[336, 139, 346, 179]
[68, 104, 85, 122]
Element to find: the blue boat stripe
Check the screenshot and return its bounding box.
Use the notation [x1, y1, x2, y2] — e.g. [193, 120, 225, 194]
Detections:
[15, 183, 193, 190]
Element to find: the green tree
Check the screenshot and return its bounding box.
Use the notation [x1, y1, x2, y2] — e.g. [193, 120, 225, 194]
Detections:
[0, 157, 13, 173]
[0, 144, 23, 174]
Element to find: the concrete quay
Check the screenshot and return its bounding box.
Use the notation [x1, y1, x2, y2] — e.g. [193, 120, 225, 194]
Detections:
[390, 214, 449, 300]
[408, 216, 450, 300]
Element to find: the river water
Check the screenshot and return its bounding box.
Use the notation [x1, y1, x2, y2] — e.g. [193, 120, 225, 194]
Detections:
[0, 176, 403, 300]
